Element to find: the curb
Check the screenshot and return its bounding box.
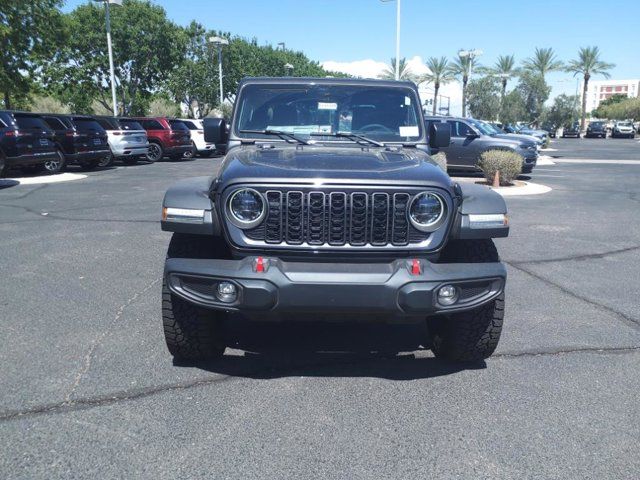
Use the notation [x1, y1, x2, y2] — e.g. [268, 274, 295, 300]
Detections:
[3, 173, 88, 186]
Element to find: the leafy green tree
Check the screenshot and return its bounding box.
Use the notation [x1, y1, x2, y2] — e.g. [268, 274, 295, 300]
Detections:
[544, 94, 580, 128]
[42, 0, 186, 115]
[165, 22, 218, 118]
[379, 57, 415, 81]
[515, 72, 551, 126]
[521, 47, 564, 79]
[421, 57, 454, 115]
[565, 46, 615, 130]
[467, 76, 501, 120]
[484, 54, 519, 98]
[499, 90, 526, 125]
[215, 34, 340, 103]
[0, 0, 65, 109]
[593, 97, 640, 121]
[592, 94, 630, 119]
[448, 54, 480, 117]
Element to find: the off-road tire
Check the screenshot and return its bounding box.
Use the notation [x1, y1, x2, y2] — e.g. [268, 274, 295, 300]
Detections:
[162, 233, 226, 360]
[429, 239, 504, 362]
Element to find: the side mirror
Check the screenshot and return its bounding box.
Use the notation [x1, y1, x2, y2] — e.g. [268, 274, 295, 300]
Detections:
[429, 122, 451, 149]
[203, 117, 227, 144]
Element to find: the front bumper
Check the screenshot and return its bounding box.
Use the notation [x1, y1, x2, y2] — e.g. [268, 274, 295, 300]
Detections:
[165, 257, 506, 320]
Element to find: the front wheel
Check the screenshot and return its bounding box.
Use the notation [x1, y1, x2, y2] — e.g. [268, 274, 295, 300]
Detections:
[43, 150, 66, 174]
[428, 239, 505, 362]
[162, 233, 227, 360]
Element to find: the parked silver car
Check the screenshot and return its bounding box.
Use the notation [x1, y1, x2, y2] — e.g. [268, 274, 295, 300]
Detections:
[95, 117, 150, 165]
[611, 121, 635, 138]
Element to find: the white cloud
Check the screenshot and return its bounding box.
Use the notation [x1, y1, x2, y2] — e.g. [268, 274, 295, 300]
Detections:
[321, 56, 464, 116]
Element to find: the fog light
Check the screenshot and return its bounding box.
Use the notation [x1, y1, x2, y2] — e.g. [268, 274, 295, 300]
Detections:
[438, 284, 458, 306]
[216, 282, 237, 303]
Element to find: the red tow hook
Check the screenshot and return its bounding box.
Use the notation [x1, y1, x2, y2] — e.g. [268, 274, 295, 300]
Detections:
[410, 259, 421, 276]
[254, 256, 267, 273]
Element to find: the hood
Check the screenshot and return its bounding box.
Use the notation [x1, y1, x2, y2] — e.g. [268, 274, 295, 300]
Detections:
[217, 144, 453, 188]
[494, 133, 540, 145]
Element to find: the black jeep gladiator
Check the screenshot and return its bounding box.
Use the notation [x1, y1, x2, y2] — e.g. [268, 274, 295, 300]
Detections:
[161, 77, 509, 363]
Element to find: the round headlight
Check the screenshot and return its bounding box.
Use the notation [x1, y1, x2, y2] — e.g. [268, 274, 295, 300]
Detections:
[409, 192, 445, 231]
[228, 188, 266, 229]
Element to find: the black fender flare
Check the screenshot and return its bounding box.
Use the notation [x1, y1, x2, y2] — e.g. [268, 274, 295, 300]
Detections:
[451, 182, 509, 239]
[161, 176, 221, 235]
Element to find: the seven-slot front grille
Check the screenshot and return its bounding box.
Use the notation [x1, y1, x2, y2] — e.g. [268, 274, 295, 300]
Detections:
[243, 189, 435, 247]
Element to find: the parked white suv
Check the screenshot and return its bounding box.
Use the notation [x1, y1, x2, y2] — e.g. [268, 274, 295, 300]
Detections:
[95, 117, 150, 165]
[178, 118, 216, 157]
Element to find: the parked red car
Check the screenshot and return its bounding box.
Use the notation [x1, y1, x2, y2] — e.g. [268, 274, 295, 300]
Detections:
[130, 117, 192, 162]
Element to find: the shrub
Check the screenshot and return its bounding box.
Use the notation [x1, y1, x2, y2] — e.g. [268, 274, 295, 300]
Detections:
[543, 136, 550, 149]
[147, 98, 181, 117]
[430, 151, 447, 171]
[478, 150, 523, 186]
[28, 96, 70, 114]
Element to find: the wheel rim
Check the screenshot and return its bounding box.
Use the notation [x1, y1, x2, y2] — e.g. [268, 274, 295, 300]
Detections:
[44, 152, 63, 172]
[147, 144, 161, 161]
[98, 154, 112, 167]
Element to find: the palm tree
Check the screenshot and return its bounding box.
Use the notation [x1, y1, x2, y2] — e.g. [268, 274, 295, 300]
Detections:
[448, 54, 479, 117]
[379, 57, 414, 81]
[490, 54, 519, 98]
[421, 57, 455, 115]
[566, 46, 615, 131]
[521, 47, 564, 79]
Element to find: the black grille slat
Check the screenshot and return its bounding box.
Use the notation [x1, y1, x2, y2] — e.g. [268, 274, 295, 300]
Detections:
[243, 188, 435, 247]
[285, 191, 304, 244]
[371, 193, 390, 246]
[391, 193, 410, 246]
[265, 191, 283, 243]
[329, 192, 347, 245]
[350, 192, 368, 246]
[307, 192, 325, 245]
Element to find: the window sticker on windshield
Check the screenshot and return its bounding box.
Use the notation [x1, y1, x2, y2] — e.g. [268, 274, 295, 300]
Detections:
[399, 126, 419, 137]
[318, 102, 337, 110]
[404, 96, 411, 106]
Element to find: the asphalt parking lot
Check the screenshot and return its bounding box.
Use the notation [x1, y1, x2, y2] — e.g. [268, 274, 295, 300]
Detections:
[1, 138, 639, 479]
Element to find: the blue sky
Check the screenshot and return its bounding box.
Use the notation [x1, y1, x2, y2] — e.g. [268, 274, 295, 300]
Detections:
[63, 0, 639, 108]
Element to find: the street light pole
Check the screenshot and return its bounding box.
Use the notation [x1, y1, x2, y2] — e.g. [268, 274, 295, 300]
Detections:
[94, 0, 121, 116]
[209, 36, 229, 106]
[381, 0, 401, 81]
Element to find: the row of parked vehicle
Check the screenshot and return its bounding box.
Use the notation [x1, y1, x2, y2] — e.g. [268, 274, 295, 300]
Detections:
[424, 115, 542, 174]
[0, 110, 222, 177]
[561, 120, 637, 139]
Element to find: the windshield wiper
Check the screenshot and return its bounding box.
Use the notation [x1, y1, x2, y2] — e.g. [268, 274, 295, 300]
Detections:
[239, 129, 310, 145]
[310, 131, 385, 147]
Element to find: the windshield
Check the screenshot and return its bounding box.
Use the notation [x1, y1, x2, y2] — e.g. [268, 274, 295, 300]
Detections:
[468, 119, 497, 135]
[118, 119, 144, 130]
[234, 83, 423, 143]
[618, 122, 632, 127]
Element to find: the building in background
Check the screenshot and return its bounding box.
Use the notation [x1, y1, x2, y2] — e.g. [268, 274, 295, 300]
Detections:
[583, 79, 640, 113]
